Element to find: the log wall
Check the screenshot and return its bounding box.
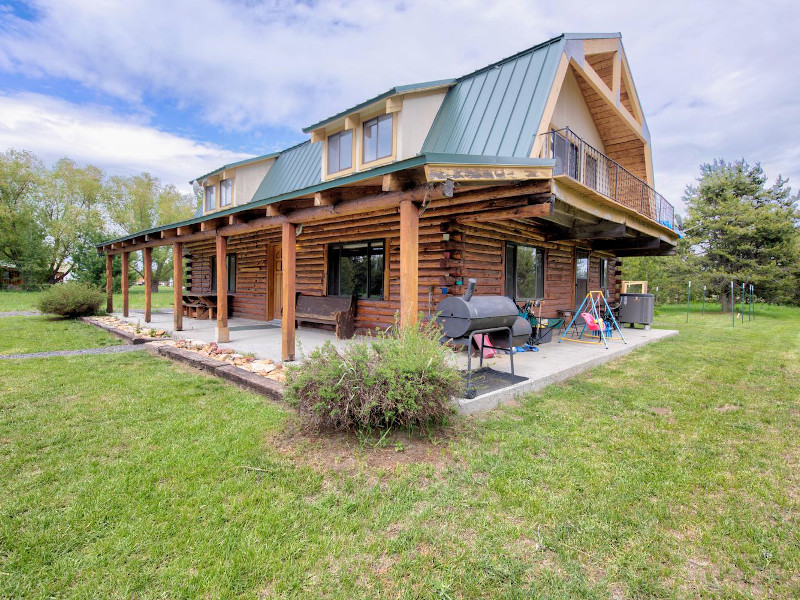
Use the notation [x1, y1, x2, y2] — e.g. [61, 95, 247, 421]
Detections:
[185, 195, 620, 330]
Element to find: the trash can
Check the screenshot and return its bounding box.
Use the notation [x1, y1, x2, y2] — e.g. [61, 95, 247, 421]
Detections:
[618, 293, 655, 329]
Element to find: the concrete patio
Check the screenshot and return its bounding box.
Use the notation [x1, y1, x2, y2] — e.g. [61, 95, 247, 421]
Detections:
[111, 309, 678, 412]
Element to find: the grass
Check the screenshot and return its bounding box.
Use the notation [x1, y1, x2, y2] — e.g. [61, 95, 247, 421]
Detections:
[1, 305, 799, 598]
[0, 286, 176, 312]
[0, 316, 121, 355]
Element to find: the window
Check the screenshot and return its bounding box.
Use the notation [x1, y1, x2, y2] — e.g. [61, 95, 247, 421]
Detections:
[220, 179, 232, 207]
[505, 243, 545, 300]
[600, 258, 609, 290]
[327, 130, 353, 174]
[362, 114, 393, 164]
[327, 240, 384, 299]
[205, 185, 216, 211]
[210, 254, 237, 293]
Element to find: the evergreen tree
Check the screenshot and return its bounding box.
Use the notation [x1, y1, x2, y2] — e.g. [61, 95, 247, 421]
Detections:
[680, 159, 799, 306]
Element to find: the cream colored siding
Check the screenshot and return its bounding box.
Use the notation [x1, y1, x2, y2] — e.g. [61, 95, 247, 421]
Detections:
[550, 69, 605, 152]
[397, 92, 447, 160]
[234, 159, 274, 205]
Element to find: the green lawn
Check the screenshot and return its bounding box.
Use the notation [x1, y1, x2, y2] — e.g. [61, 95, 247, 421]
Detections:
[0, 286, 176, 312]
[0, 316, 121, 355]
[1, 306, 798, 598]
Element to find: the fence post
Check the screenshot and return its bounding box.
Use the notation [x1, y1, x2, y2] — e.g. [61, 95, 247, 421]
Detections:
[702, 285, 706, 316]
[686, 281, 691, 323]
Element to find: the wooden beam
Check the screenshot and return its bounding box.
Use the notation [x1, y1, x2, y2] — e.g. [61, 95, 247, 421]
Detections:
[219, 180, 455, 238]
[266, 204, 283, 217]
[386, 96, 402, 113]
[584, 38, 620, 56]
[177, 226, 195, 235]
[592, 237, 660, 251]
[173, 242, 183, 332]
[611, 50, 622, 100]
[143, 247, 152, 323]
[551, 222, 626, 241]
[281, 223, 296, 361]
[310, 129, 325, 144]
[424, 164, 552, 183]
[215, 236, 229, 342]
[105, 230, 216, 255]
[571, 58, 644, 142]
[314, 190, 338, 207]
[105, 254, 113, 314]
[530, 53, 570, 158]
[121, 251, 129, 317]
[454, 200, 555, 223]
[399, 199, 419, 327]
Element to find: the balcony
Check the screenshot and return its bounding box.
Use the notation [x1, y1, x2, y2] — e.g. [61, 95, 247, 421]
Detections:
[541, 128, 675, 229]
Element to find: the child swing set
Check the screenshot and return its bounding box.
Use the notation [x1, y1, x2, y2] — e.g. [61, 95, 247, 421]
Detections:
[559, 291, 627, 349]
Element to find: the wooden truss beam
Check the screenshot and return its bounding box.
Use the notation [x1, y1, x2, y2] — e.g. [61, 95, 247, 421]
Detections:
[550, 222, 626, 241]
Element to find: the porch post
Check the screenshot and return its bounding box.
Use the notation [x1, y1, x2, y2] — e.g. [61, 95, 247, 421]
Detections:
[215, 235, 229, 342]
[143, 246, 152, 323]
[105, 253, 113, 314]
[399, 199, 419, 327]
[281, 222, 296, 361]
[121, 251, 130, 317]
[172, 242, 183, 332]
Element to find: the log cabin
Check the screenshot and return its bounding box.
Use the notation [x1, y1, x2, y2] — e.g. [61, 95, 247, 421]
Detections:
[98, 32, 680, 361]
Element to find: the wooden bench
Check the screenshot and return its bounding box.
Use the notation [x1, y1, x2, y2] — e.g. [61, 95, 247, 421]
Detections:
[295, 294, 357, 339]
[182, 294, 231, 320]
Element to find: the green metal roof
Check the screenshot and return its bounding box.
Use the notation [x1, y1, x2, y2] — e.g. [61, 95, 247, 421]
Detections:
[302, 79, 456, 133]
[251, 141, 322, 202]
[422, 35, 565, 158]
[191, 151, 280, 184]
[98, 32, 634, 248]
[97, 153, 555, 247]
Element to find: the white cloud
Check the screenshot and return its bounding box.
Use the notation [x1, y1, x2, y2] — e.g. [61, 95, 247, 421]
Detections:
[0, 0, 798, 207]
[0, 92, 250, 191]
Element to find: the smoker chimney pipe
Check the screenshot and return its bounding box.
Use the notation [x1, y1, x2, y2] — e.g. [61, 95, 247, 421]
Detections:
[464, 278, 477, 302]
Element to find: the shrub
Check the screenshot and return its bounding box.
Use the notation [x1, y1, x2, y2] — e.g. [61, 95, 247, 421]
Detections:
[286, 319, 463, 432]
[37, 281, 105, 318]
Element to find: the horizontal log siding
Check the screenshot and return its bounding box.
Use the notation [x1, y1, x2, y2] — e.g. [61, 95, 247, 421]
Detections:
[182, 195, 621, 330]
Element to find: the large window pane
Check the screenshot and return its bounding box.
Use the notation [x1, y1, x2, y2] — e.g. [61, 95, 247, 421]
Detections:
[339, 130, 352, 170]
[205, 185, 216, 211]
[328, 240, 384, 299]
[327, 134, 340, 174]
[362, 119, 377, 163]
[377, 114, 393, 158]
[220, 179, 232, 206]
[505, 243, 544, 300]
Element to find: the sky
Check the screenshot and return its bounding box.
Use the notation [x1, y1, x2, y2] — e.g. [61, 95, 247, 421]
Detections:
[0, 0, 798, 211]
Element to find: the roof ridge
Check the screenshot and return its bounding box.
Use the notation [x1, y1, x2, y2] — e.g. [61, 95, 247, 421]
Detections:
[454, 34, 565, 83]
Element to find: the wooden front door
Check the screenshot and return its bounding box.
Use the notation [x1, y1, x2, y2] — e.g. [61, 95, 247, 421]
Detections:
[575, 250, 589, 309]
[267, 243, 282, 321]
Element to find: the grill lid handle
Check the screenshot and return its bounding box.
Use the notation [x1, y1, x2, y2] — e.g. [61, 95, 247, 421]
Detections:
[464, 278, 477, 302]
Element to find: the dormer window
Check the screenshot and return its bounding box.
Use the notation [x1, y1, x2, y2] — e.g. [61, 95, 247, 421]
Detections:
[204, 185, 216, 211]
[220, 178, 232, 207]
[362, 114, 393, 164]
[327, 130, 353, 175]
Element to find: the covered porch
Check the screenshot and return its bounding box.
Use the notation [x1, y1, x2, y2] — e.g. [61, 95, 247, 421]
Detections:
[109, 308, 677, 411]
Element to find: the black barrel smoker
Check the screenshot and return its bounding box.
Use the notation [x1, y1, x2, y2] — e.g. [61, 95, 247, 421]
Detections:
[435, 279, 532, 397]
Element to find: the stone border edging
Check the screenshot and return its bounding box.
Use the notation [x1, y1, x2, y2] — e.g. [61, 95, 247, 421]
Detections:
[80, 317, 165, 345]
[146, 343, 284, 401]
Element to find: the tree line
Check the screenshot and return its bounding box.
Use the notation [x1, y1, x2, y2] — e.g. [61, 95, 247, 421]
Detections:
[0, 149, 197, 291]
[624, 159, 800, 306]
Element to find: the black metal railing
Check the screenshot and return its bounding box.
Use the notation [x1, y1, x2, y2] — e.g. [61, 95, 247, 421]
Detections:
[540, 128, 675, 229]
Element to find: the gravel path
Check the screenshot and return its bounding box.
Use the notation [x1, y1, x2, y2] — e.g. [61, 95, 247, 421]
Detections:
[0, 344, 145, 360]
[0, 311, 41, 317]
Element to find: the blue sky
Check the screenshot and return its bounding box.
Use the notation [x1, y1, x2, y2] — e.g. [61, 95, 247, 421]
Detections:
[1, 0, 798, 208]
